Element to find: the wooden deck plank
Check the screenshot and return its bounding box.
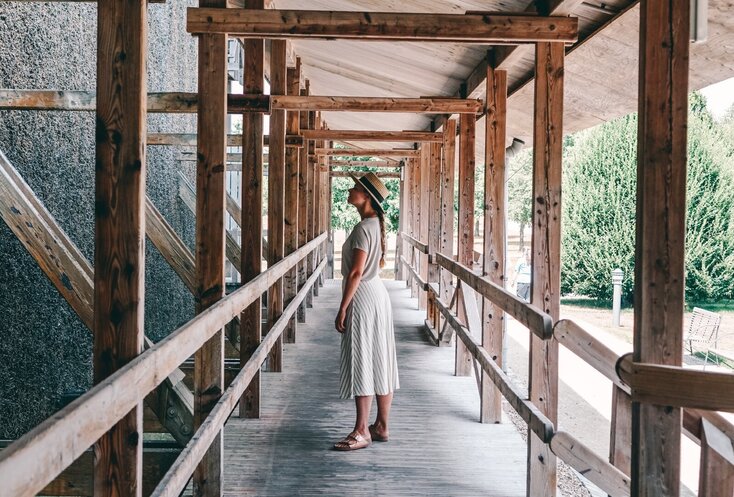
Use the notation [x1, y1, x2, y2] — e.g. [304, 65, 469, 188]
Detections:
[220, 280, 526, 496]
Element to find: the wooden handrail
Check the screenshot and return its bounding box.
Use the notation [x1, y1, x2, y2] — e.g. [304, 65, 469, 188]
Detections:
[399, 232, 428, 254]
[435, 252, 553, 340]
[434, 293, 554, 442]
[151, 257, 327, 497]
[399, 255, 428, 291]
[0, 232, 326, 497]
[616, 354, 734, 412]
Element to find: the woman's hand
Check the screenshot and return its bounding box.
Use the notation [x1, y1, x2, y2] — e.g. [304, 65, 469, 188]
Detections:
[335, 308, 347, 333]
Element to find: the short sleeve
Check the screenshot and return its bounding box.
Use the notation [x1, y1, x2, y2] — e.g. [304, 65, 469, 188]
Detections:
[351, 224, 370, 253]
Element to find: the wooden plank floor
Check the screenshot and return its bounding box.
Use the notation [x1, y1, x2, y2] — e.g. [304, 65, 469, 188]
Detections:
[222, 279, 527, 496]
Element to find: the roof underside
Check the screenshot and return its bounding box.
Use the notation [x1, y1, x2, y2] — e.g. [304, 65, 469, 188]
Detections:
[270, 0, 734, 160]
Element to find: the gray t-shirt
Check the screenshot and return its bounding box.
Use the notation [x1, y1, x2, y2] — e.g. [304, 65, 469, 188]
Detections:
[341, 217, 382, 280]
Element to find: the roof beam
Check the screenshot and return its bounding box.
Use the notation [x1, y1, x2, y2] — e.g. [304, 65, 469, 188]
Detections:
[431, 0, 587, 131]
[330, 171, 400, 179]
[186, 9, 579, 44]
[147, 132, 302, 147]
[302, 130, 442, 142]
[315, 148, 420, 158]
[1, 90, 482, 115]
[330, 160, 401, 168]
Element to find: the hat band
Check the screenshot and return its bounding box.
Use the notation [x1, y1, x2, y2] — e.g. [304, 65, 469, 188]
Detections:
[360, 178, 385, 203]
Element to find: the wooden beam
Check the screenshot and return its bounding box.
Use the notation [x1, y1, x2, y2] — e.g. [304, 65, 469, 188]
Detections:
[194, 0, 227, 491]
[239, 0, 264, 419]
[305, 106, 315, 307]
[0, 152, 194, 447]
[302, 129, 442, 142]
[266, 39, 287, 372]
[632, 1, 689, 494]
[147, 132, 302, 147]
[311, 113, 321, 298]
[283, 60, 301, 343]
[270, 95, 482, 114]
[426, 141, 442, 328]
[0, 233, 325, 497]
[315, 148, 420, 158]
[94, 0, 146, 493]
[330, 171, 399, 179]
[480, 66, 507, 424]
[455, 113, 475, 376]
[408, 157, 420, 298]
[699, 418, 734, 496]
[528, 41, 564, 496]
[330, 160, 400, 168]
[187, 9, 579, 43]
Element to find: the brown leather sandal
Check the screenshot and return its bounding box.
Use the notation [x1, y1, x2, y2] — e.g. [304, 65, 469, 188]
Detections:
[369, 424, 389, 442]
[333, 431, 371, 451]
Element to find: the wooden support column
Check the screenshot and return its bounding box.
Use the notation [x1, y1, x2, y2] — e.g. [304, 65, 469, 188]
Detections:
[528, 41, 563, 496]
[609, 386, 632, 476]
[283, 59, 300, 343]
[418, 144, 430, 310]
[698, 418, 734, 496]
[439, 120, 457, 323]
[306, 108, 316, 305]
[297, 81, 310, 322]
[632, 0, 689, 494]
[409, 157, 420, 299]
[94, 1, 146, 493]
[327, 173, 334, 279]
[395, 167, 405, 280]
[312, 113, 321, 297]
[455, 112, 475, 377]
[194, 0, 227, 492]
[426, 142, 442, 328]
[481, 66, 507, 424]
[239, 0, 264, 419]
[267, 39, 287, 372]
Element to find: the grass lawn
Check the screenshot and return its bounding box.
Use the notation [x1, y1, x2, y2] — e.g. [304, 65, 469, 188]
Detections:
[560, 297, 734, 368]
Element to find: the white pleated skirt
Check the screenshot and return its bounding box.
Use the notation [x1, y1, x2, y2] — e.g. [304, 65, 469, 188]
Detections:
[339, 277, 400, 399]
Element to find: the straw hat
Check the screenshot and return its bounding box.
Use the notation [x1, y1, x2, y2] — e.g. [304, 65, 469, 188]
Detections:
[348, 171, 390, 210]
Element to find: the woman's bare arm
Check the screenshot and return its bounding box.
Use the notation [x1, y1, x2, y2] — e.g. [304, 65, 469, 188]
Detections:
[335, 248, 368, 333]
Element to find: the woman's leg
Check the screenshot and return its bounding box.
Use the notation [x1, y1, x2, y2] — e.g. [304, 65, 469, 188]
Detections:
[353, 395, 373, 437]
[372, 393, 393, 438]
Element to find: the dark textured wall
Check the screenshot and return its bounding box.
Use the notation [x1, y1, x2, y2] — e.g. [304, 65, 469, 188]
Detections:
[0, 1, 199, 438]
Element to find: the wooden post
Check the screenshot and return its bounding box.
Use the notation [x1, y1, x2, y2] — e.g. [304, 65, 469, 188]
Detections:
[306, 108, 316, 305]
[632, 0, 689, 494]
[297, 81, 309, 323]
[528, 41, 563, 496]
[266, 39, 287, 372]
[418, 144, 430, 310]
[239, 0, 264, 419]
[698, 418, 734, 496]
[409, 157, 420, 299]
[426, 142, 442, 327]
[327, 174, 334, 279]
[609, 386, 632, 476]
[94, 1, 146, 494]
[440, 120, 457, 329]
[283, 59, 300, 343]
[456, 112, 475, 376]
[312, 113, 321, 298]
[395, 164, 406, 281]
[481, 65, 507, 424]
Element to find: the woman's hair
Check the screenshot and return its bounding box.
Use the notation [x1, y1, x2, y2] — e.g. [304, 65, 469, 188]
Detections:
[370, 198, 387, 268]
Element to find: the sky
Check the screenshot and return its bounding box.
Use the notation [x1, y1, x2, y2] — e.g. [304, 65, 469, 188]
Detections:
[700, 77, 734, 119]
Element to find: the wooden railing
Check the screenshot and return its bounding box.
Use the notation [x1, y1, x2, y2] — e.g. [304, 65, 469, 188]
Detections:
[428, 251, 734, 497]
[0, 232, 327, 497]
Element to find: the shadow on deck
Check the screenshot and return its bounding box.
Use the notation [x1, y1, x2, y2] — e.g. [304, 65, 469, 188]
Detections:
[221, 279, 526, 497]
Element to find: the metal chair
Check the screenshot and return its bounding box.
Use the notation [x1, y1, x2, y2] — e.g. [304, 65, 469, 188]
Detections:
[684, 307, 722, 368]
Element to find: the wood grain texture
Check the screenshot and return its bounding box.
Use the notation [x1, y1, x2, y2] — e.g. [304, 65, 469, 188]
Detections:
[93, 0, 146, 493]
[297, 84, 310, 323]
[303, 129, 442, 142]
[528, 41, 564, 497]
[439, 120, 457, 313]
[187, 8, 579, 43]
[315, 148, 420, 158]
[305, 110, 316, 307]
[267, 39, 287, 372]
[418, 144, 430, 310]
[283, 61, 301, 343]
[239, 0, 265, 420]
[194, 2, 227, 492]
[632, 1, 689, 494]
[271, 95, 483, 113]
[481, 66, 507, 424]
[455, 113, 475, 376]
[699, 418, 734, 496]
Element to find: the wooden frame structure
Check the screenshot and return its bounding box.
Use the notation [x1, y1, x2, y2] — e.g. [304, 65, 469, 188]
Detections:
[1, 1, 733, 496]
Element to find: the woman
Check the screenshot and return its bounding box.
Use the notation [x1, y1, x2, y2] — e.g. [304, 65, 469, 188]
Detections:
[333, 172, 399, 451]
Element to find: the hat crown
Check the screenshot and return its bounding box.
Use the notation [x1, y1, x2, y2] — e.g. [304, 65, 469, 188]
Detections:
[360, 172, 390, 201]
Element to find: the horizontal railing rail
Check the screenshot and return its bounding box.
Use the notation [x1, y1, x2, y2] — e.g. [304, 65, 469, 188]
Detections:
[399, 231, 428, 254]
[0, 232, 327, 497]
[399, 254, 428, 291]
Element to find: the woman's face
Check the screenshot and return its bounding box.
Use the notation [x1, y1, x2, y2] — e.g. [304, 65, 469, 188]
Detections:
[348, 181, 371, 208]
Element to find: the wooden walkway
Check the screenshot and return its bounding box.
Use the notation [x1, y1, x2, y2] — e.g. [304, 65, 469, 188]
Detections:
[220, 279, 527, 497]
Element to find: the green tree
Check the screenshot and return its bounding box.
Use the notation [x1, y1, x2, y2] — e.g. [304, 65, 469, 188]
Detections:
[561, 93, 734, 303]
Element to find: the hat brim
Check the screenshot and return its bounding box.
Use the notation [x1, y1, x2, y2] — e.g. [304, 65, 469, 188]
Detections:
[349, 172, 385, 212]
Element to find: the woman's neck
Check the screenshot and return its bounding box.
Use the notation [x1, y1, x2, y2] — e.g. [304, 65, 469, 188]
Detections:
[357, 204, 378, 220]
